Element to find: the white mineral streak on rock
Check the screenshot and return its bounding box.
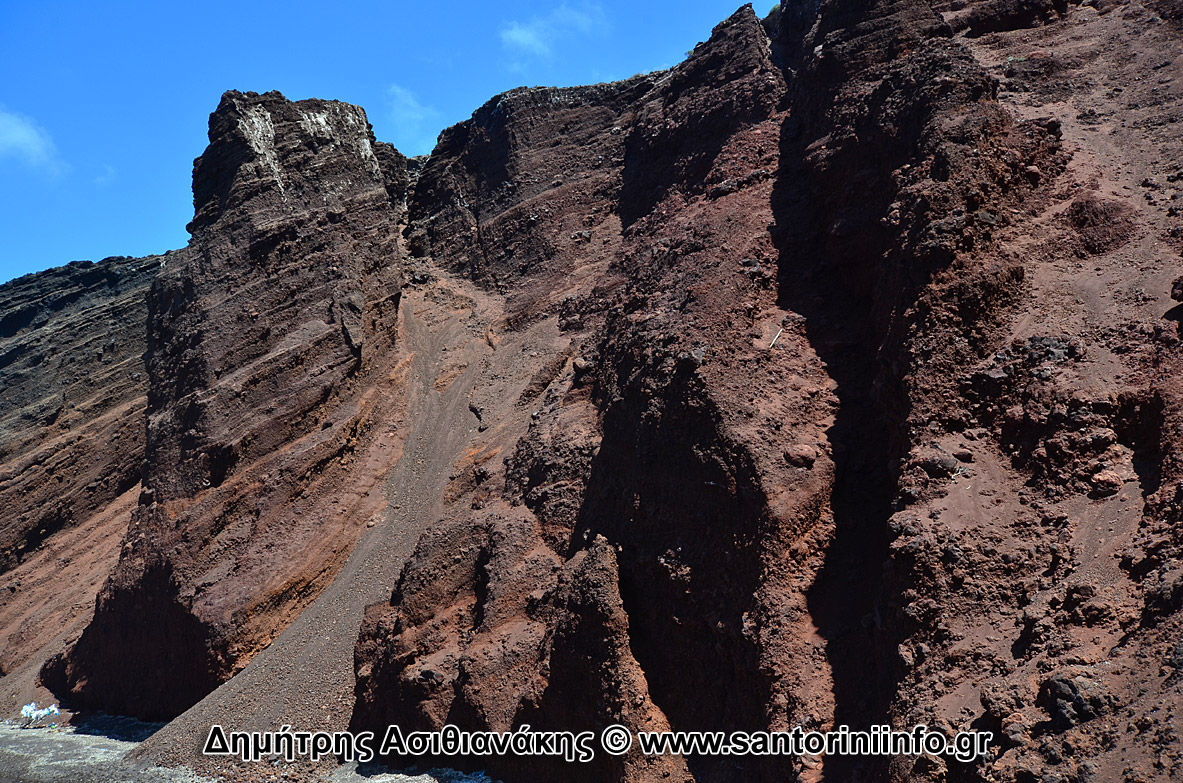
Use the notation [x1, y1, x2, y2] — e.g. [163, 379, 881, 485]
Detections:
[236, 102, 286, 198]
[299, 105, 383, 183]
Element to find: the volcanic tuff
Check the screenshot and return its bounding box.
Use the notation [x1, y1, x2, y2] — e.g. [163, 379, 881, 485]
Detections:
[2, 1, 1182, 782]
[38, 91, 410, 720]
[0, 254, 160, 687]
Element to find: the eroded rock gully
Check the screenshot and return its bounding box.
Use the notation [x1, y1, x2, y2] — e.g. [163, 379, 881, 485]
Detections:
[2, 1, 1182, 782]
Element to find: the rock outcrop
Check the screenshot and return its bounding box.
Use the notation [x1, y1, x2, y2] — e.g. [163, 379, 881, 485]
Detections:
[350, 10, 817, 783]
[0, 1, 1179, 782]
[43, 92, 410, 719]
[0, 255, 158, 576]
[0, 255, 159, 679]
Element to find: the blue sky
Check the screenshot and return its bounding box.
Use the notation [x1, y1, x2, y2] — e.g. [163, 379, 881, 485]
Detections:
[0, 1, 776, 285]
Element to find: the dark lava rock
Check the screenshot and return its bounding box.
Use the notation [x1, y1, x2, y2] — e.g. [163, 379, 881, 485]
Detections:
[921, 453, 962, 477]
[1038, 672, 1114, 731]
[1165, 639, 1183, 668]
[958, 0, 1069, 37]
[1171, 274, 1183, 302]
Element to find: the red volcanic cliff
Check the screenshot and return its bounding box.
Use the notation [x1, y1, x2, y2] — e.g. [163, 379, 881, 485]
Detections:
[0, 2, 1179, 782]
[43, 92, 410, 719]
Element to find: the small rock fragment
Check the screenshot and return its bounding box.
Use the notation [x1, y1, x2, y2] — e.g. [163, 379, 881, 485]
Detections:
[1171, 274, 1183, 302]
[920, 453, 960, 477]
[1089, 469, 1123, 496]
[1002, 712, 1030, 748]
[783, 444, 817, 468]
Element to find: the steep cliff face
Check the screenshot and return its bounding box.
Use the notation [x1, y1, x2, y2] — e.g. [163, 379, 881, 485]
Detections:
[868, 1, 1183, 780]
[0, 255, 158, 576]
[354, 0, 1183, 781]
[767, 0, 1183, 781]
[43, 91, 410, 720]
[343, 0, 1061, 780]
[4, 1, 1181, 782]
[763, 1, 1071, 777]
[0, 255, 158, 684]
[350, 9, 826, 783]
[405, 77, 649, 297]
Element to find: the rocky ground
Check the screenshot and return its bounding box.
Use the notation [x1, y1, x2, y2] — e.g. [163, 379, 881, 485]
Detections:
[1, 1, 1182, 782]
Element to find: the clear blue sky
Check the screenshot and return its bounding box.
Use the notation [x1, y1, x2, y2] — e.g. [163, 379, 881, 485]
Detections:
[0, 1, 776, 285]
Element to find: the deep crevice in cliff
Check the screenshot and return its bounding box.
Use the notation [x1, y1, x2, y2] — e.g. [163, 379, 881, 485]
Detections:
[766, 4, 954, 778]
[771, 160, 907, 783]
[575, 358, 773, 782]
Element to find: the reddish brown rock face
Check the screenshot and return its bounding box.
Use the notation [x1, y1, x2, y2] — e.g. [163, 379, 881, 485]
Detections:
[42, 91, 410, 720]
[1, 1, 1180, 782]
[0, 256, 158, 577]
[0, 255, 159, 684]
